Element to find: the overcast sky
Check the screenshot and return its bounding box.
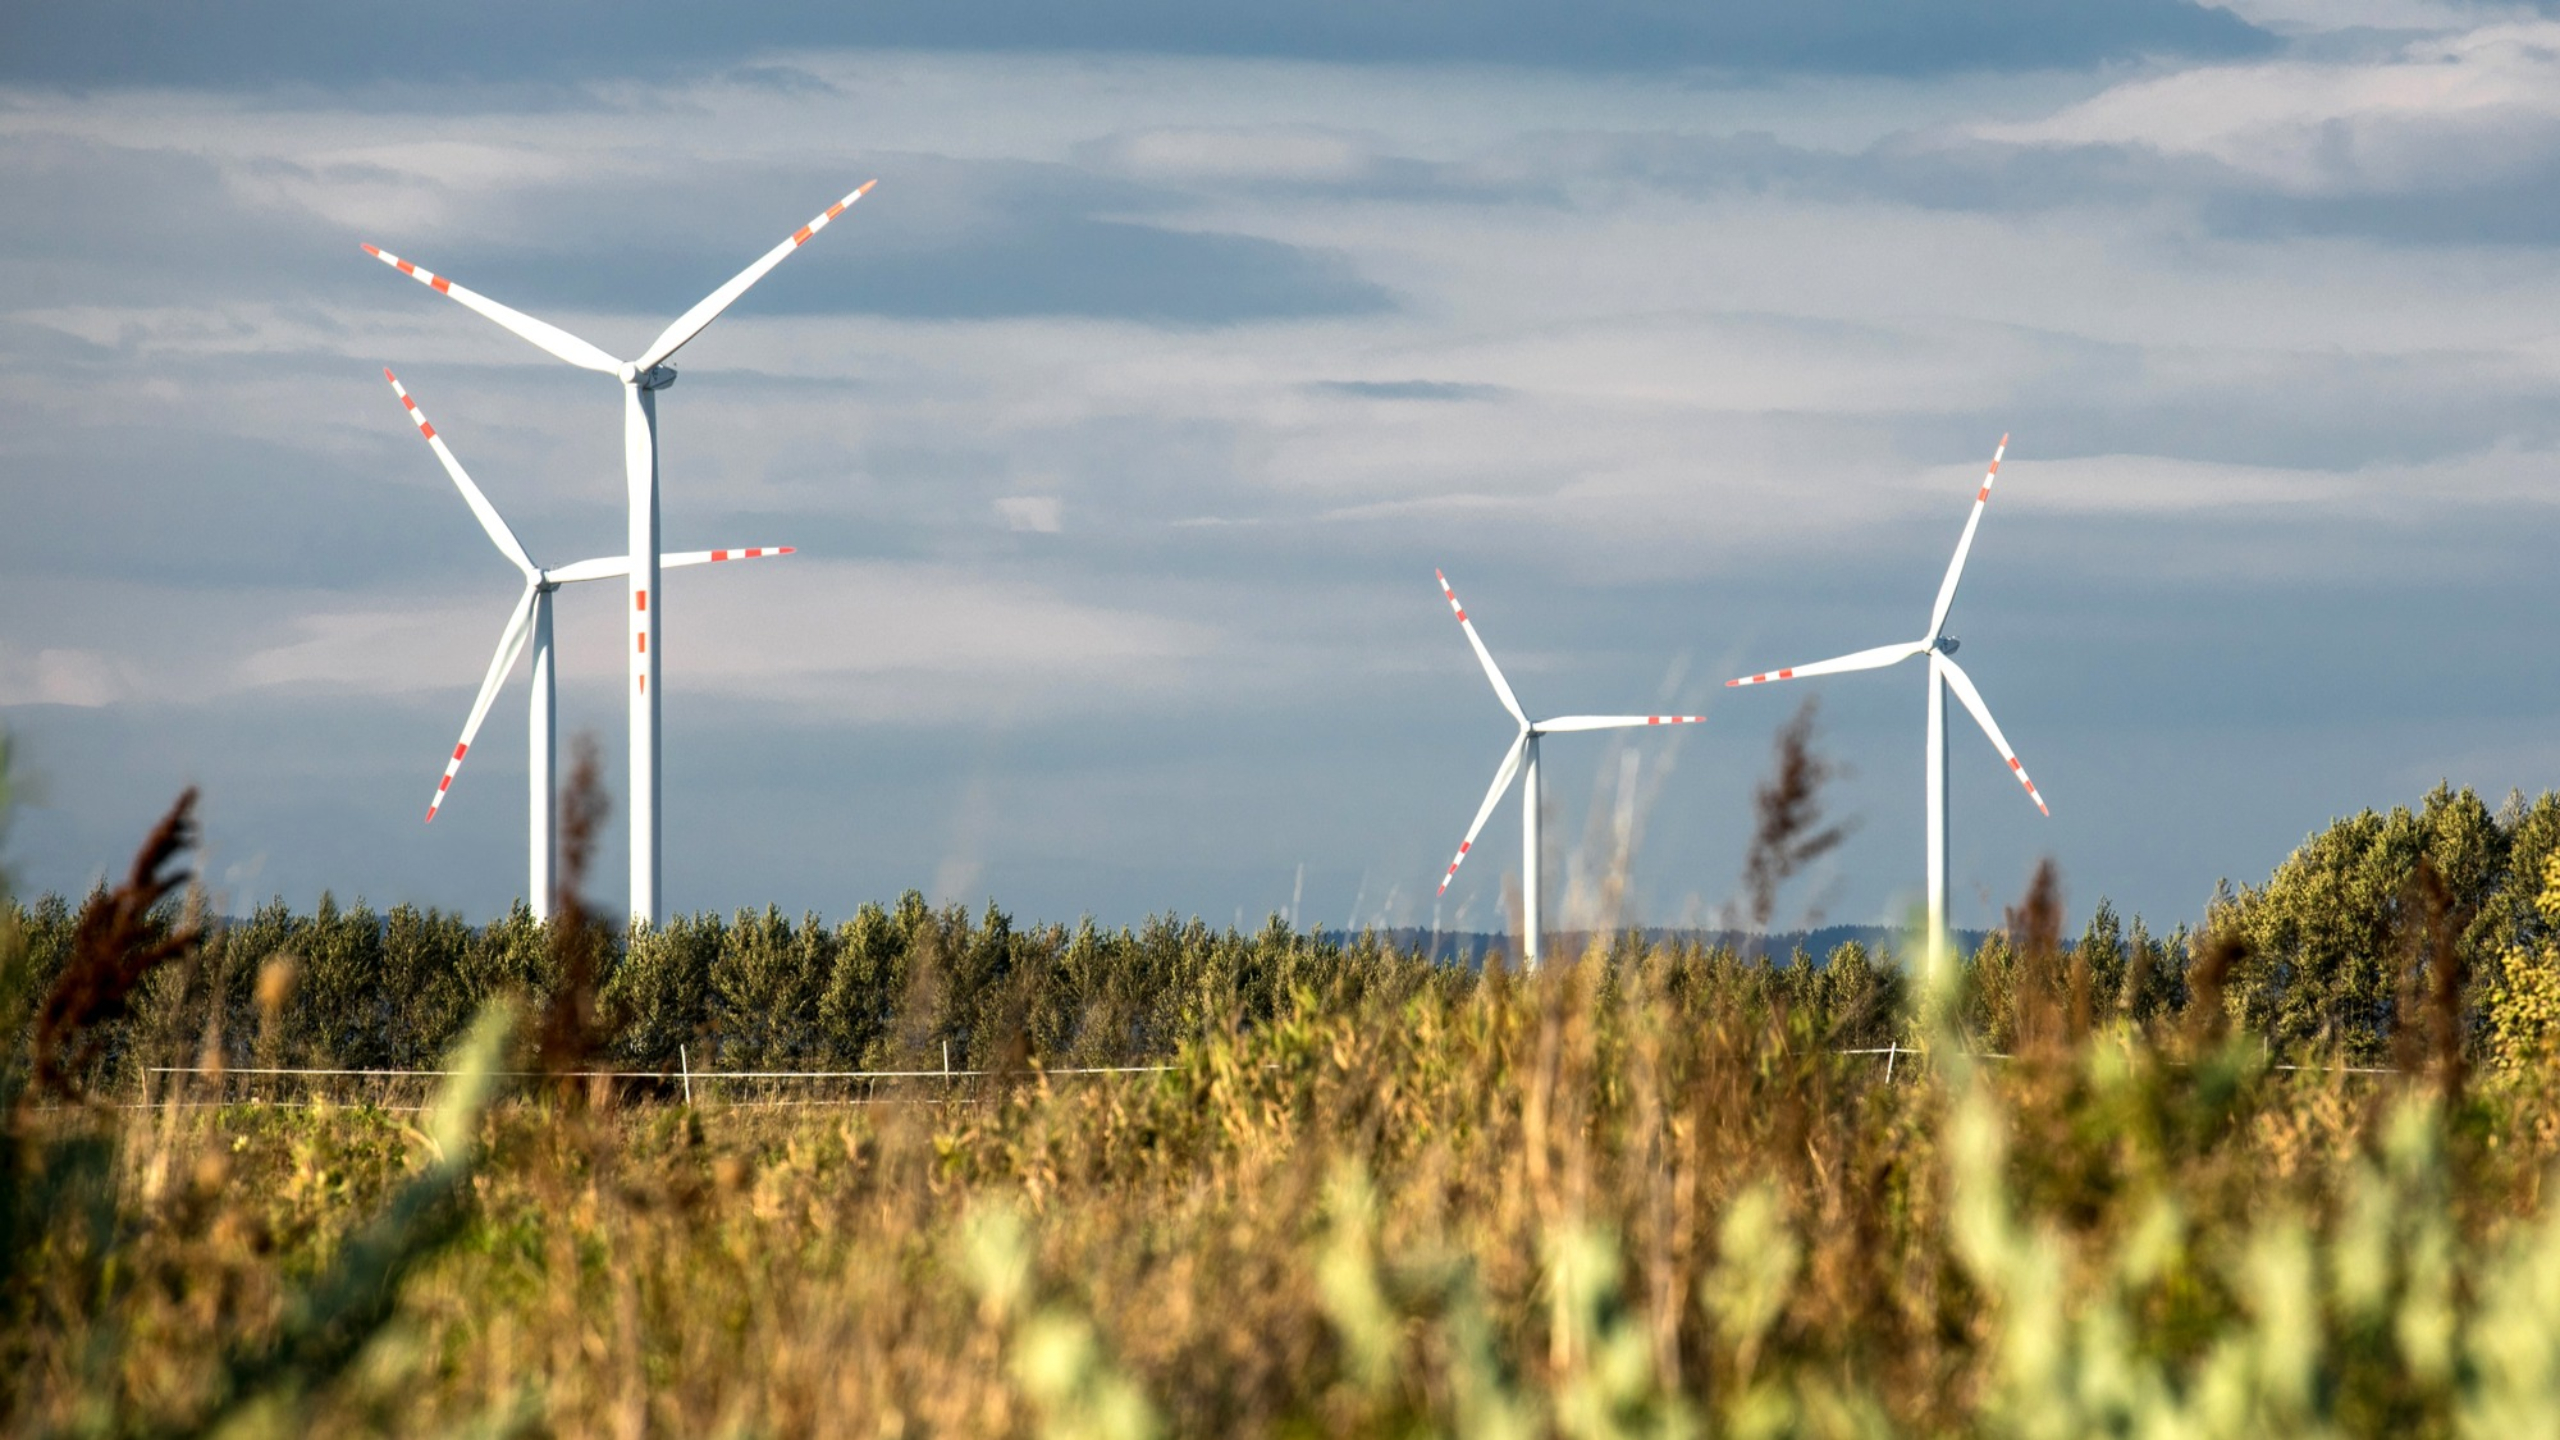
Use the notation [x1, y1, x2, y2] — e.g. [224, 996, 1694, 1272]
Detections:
[5, 0, 2559, 939]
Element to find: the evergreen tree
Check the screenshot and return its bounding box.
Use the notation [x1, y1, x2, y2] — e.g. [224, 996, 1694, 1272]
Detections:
[711, 906, 833, 1068]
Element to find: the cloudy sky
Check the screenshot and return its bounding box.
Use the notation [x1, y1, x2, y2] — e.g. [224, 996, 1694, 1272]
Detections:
[4, 0, 2558, 938]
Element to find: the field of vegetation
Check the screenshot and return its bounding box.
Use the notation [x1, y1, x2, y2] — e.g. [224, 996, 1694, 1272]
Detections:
[11, 733, 2560, 1436]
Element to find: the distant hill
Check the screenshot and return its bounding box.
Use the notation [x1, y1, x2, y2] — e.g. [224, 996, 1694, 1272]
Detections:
[1315, 925, 1992, 969]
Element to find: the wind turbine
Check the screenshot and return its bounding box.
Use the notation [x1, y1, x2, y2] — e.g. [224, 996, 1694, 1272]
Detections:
[1432, 570, 1706, 969]
[1724, 436, 2046, 960]
[363, 179, 875, 924]
[384, 369, 792, 918]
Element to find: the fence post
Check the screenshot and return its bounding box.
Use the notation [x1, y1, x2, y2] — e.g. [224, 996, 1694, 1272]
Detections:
[1884, 1040, 1899, 1084]
[943, 1040, 951, 1079]
[680, 1044, 693, 1107]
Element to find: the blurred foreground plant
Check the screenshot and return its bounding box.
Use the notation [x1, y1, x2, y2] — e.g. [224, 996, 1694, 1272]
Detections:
[0, 745, 520, 1438]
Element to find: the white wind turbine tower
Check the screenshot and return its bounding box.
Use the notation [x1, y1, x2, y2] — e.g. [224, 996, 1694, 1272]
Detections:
[363, 179, 875, 924]
[1432, 570, 1706, 970]
[384, 370, 793, 918]
[1724, 436, 2047, 962]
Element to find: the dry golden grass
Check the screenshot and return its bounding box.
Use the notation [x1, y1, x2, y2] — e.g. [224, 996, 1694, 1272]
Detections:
[12, 950, 2559, 1438]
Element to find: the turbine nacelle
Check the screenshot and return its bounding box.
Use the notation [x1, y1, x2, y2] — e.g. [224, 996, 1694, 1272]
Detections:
[1936, 634, 1960, 656]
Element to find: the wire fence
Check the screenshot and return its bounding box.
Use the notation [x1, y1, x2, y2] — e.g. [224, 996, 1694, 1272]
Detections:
[137, 1042, 1182, 1111]
[129, 1039, 2414, 1112]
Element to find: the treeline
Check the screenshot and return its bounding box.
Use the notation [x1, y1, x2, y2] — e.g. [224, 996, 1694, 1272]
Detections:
[17, 782, 2560, 1087]
[10, 895, 1443, 1086]
[8, 891, 1913, 1090]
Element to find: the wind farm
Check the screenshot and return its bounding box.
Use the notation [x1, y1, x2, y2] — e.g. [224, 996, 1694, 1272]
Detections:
[363, 180, 875, 925]
[11, 6, 2560, 1434]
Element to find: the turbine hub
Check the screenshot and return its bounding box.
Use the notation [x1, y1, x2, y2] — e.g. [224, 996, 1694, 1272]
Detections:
[640, 364, 678, 391]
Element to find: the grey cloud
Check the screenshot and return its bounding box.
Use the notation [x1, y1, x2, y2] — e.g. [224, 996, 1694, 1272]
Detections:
[1307, 380, 1507, 402]
[1461, 122, 2560, 249]
[0, 411, 498, 591]
[0, 136, 387, 309]
[425, 216, 1391, 327]
[2010, 351, 2560, 475]
[353, 156, 1392, 328]
[0, 138, 1392, 335]
[0, 0, 2274, 87]
[2205, 169, 2560, 246]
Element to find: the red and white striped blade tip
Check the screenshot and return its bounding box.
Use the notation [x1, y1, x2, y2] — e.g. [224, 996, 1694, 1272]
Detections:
[361, 243, 455, 294]
[1725, 670, 1796, 687]
[2009, 761, 2049, 816]
[424, 741, 468, 823]
[382, 370, 439, 436]
[1437, 842, 1472, 895]
[708, 546, 796, 560]
[790, 181, 877, 245]
[1434, 570, 1468, 617]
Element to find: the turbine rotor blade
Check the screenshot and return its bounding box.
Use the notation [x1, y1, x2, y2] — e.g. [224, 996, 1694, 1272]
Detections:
[1927, 433, 2009, 641]
[383, 369, 537, 580]
[1438, 732, 1529, 895]
[1536, 714, 1707, 733]
[634, 180, 877, 373]
[425, 583, 539, 823]
[545, 556, 631, 585]
[1435, 569, 1528, 725]
[1726, 640, 1927, 688]
[549, 545, 798, 585]
[1938, 654, 2048, 816]
[361, 244, 623, 375]
[661, 545, 797, 569]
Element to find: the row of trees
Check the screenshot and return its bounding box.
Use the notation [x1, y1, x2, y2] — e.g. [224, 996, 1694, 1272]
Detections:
[16, 783, 2560, 1085]
[11, 891, 1914, 1089]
